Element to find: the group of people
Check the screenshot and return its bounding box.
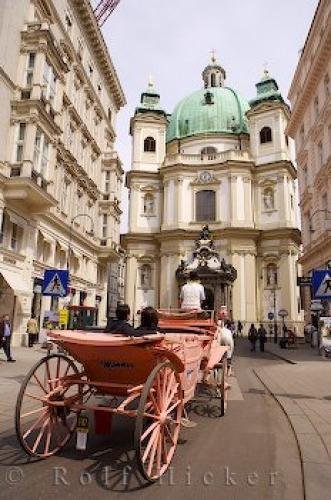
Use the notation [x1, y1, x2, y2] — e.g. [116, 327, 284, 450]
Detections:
[248, 323, 268, 352]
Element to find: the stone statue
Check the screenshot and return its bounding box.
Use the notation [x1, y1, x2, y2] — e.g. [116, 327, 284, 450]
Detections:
[200, 224, 210, 240]
[263, 189, 274, 210]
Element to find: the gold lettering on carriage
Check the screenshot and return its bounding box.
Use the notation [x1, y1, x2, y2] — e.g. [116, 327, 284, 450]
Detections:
[100, 360, 134, 369]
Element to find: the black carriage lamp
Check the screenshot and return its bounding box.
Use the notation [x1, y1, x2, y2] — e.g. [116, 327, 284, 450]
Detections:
[309, 209, 331, 233]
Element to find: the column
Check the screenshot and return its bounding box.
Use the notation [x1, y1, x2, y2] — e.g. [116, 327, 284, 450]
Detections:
[245, 252, 257, 322]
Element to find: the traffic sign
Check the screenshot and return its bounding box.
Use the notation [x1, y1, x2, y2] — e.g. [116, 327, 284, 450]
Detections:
[43, 269, 69, 297]
[268, 312, 274, 320]
[297, 276, 312, 287]
[312, 270, 331, 300]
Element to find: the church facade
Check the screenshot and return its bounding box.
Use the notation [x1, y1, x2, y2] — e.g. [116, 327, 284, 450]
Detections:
[123, 56, 303, 332]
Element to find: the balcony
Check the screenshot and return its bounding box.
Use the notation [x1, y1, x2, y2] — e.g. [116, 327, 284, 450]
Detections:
[4, 167, 56, 213]
[163, 149, 251, 167]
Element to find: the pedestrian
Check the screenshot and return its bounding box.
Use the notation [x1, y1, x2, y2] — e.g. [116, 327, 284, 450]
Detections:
[248, 323, 258, 352]
[105, 303, 135, 335]
[258, 324, 267, 352]
[180, 270, 205, 311]
[0, 314, 16, 362]
[26, 315, 39, 347]
[237, 320, 243, 337]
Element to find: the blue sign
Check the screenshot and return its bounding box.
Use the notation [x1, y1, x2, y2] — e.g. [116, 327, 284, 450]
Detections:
[268, 312, 274, 320]
[43, 269, 69, 297]
[312, 270, 331, 300]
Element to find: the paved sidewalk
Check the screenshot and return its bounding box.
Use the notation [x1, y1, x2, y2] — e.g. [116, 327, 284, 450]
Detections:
[265, 340, 325, 364]
[255, 360, 331, 500]
[0, 346, 46, 433]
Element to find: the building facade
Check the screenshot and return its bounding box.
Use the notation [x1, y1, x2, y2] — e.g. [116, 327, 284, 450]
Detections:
[0, 0, 125, 345]
[123, 59, 303, 332]
[287, 0, 331, 317]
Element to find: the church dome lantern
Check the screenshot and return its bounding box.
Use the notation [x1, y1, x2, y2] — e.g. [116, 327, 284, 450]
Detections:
[202, 51, 226, 88]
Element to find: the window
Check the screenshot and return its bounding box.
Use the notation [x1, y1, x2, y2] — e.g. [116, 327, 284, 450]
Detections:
[10, 223, 18, 251]
[97, 83, 102, 93]
[88, 63, 94, 76]
[201, 146, 217, 159]
[325, 74, 330, 97]
[60, 178, 70, 213]
[210, 73, 216, 87]
[195, 190, 216, 222]
[266, 264, 277, 287]
[108, 108, 112, 122]
[43, 61, 56, 105]
[0, 212, 5, 245]
[140, 264, 151, 288]
[104, 170, 111, 193]
[260, 126, 272, 144]
[15, 123, 26, 162]
[102, 214, 108, 239]
[143, 193, 155, 215]
[317, 142, 323, 167]
[33, 128, 49, 176]
[144, 136, 156, 152]
[65, 13, 72, 33]
[314, 96, 319, 118]
[25, 52, 35, 87]
[299, 125, 305, 147]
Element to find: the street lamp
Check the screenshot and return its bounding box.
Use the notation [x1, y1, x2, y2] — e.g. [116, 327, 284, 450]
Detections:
[310, 300, 324, 351]
[278, 308, 289, 342]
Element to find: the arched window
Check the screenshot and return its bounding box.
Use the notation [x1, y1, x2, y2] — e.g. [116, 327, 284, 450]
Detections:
[144, 136, 156, 152]
[140, 264, 151, 288]
[201, 146, 217, 159]
[266, 264, 277, 287]
[260, 127, 272, 144]
[210, 73, 216, 87]
[143, 193, 155, 215]
[196, 190, 216, 222]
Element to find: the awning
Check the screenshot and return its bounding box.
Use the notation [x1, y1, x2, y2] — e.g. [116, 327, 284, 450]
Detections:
[0, 270, 31, 295]
[7, 210, 27, 227]
[39, 230, 53, 245]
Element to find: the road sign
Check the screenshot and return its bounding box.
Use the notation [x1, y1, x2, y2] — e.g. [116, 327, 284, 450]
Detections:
[43, 269, 69, 297]
[312, 270, 331, 300]
[297, 276, 312, 287]
[268, 312, 274, 320]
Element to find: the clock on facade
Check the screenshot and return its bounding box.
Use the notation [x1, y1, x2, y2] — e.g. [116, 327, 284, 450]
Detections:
[199, 171, 212, 182]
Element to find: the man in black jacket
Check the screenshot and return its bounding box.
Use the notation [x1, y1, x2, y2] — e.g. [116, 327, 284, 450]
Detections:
[105, 304, 135, 336]
[0, 314, 16, 362]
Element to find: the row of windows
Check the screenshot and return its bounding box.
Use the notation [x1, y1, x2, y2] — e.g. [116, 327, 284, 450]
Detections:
[299, 73, 330, 147]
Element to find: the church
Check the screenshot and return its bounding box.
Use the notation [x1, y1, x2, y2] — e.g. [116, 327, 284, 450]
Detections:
[123, 55, 303, 332]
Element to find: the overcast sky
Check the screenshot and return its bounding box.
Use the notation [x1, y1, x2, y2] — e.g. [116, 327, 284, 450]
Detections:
[101, 0, 318, 231]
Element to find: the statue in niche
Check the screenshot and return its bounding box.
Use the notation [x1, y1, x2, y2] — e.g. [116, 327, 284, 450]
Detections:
[201, 224, 210, 240]
[143, 194, 155, 215]
[263, 188, 274, 210]
[266, 265, 277, 286]
[141, 265, 151, 287]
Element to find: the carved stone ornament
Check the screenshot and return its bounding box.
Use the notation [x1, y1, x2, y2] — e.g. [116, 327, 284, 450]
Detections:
[175, 226, 237, 285]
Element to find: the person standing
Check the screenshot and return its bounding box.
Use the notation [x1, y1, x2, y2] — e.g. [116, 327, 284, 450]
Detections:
[237, 320, 243, 337]
[258, 324, 267, 352]
[27, 315, 39, 347]
[180, 271, 205, 311]
[248, 323, 258, 352]
[0, 314, 16, 362]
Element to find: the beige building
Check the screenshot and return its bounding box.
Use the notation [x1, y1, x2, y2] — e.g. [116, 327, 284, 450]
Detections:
[287, 0, 331, 315]
[123, 59, 303, 332]
[0, 0, 125, 345]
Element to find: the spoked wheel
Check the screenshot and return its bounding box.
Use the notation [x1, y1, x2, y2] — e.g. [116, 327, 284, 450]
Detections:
[134, 361, 183, 482]
[15, 354, 82, 458]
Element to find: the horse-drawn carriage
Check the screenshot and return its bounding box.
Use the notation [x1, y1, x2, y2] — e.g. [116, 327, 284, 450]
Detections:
[15, 310, 228, 482]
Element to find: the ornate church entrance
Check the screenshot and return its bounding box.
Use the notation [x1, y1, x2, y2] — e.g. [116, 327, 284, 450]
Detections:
[176, 226, 237, 314]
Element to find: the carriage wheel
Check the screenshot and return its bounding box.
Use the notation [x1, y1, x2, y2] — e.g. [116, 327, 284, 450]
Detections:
[134, 361, 183, 482]
[15, 354, 82, 458]
[219, 355, 228, 417]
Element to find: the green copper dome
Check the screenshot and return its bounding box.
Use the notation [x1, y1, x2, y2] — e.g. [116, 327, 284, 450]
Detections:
[166, 86, 250, 143]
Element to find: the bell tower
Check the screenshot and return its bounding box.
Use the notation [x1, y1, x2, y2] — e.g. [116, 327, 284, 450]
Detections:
[129, 77, 168, 172]
[202, 51, 226, 88]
